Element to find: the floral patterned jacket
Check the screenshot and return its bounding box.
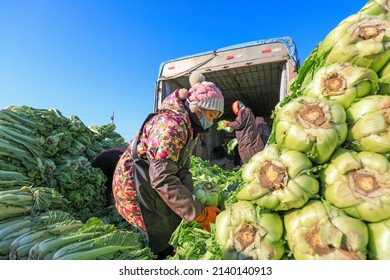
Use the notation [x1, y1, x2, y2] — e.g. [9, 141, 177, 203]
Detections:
[112, 89, 204, 252]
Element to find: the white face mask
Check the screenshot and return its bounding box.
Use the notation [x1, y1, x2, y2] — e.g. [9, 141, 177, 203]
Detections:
[199, 110, 213, 129]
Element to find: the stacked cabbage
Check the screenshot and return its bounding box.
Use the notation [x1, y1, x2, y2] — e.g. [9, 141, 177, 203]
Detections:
[215, 0, 390, 260]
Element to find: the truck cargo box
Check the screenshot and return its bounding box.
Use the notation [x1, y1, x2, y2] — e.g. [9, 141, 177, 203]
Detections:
[154, 36, 300, 162]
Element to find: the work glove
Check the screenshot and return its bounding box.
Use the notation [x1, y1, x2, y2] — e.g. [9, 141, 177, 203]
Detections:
[194, 206, 221, 232]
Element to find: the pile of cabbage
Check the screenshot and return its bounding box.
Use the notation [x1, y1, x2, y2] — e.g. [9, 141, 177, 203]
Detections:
[168, 156, 242, 260]
[0, 105, 128, 221]
[0, 210, 154, 260]
[212, 0, 390, 260]
[0, 106, 157, 260]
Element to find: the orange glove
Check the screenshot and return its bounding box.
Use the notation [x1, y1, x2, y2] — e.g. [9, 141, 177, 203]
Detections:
[194, 206, 221, 232]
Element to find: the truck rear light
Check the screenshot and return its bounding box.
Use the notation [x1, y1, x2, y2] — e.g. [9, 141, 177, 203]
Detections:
[225, 54, 242, 60]
[262, 47, 282, 54]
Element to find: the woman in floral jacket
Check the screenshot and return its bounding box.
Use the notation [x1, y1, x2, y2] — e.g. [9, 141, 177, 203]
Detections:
[112, 73, 224, 258]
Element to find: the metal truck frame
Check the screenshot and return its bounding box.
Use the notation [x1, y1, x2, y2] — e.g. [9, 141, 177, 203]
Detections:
[154, 36, 300, 162]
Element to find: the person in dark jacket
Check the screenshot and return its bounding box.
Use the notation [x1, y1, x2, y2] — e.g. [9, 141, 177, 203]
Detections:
[255, 116, 272, 146]
[225, 101, 264, 164]
[112, 72, 224, 259]
[92, 148, 126, 206]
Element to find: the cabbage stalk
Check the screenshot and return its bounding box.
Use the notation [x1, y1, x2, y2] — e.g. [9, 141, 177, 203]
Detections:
[215, 201, 284, 260]
[346, 95, 390, 153]
[227, 138, 238, 154]
[378, 60, 390, 95]
[319, 13, 390, 73]
[217, 120, 233, 133]
[284, 200, 369, 260]
[359, 0, 390, 16]
[193, 181, 220, 206]
[236, 144, 319, 211]
[29, 217, 116, 260]
[322, 148, 390, 222]
[303, 62, 379, 109]
[52, 230, 154, 260]
[274, 96, 347, 164]
[367, 218, 390, 260]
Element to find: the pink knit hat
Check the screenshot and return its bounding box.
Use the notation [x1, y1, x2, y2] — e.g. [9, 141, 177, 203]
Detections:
[186, 72, 224, 117]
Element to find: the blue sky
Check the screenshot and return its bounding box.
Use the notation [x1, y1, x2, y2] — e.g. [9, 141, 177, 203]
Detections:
[0, 0, 369, 142]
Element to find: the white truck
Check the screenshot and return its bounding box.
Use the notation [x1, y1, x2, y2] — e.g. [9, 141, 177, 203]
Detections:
[154, 36, 300, 161]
